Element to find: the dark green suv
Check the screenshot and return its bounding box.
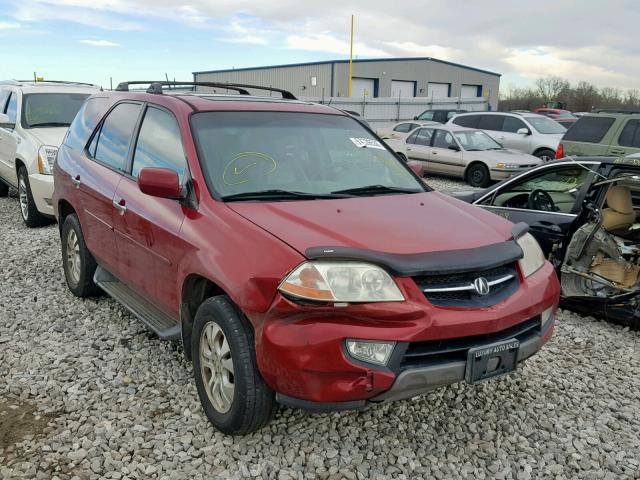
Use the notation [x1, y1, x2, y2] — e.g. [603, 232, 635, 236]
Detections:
[557, 111, 640, 158]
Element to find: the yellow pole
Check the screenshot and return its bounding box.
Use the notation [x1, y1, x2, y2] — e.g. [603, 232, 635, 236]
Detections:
[348, 14, 354, 97]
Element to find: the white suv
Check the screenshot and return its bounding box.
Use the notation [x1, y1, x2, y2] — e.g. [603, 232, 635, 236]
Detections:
[0, 81, 100, 226]
[447, 111, 566, 162]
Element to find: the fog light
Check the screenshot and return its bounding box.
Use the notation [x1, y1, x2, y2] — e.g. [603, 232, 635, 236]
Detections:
[541, 306, 556, 327]
[346, 340, 395, 366]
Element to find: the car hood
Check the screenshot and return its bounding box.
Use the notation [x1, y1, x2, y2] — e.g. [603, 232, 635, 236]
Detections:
[227, 191, 514, 256]
[25, 127, 68, 147]
[466, 149, 541, 166]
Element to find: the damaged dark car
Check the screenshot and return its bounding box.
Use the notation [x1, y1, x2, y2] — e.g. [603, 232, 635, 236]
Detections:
[451, 156, 640, 329]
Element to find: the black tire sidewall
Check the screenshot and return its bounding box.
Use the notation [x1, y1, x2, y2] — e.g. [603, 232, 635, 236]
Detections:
[61, 214, 99, 297]
[468, 164, 490, 188]
[18, 167, 48, 227]
[191, 296, 274, 435]
[535, 149, 555, 162]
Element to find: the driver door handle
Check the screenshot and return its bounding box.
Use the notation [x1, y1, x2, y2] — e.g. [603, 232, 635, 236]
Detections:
[113, 199, 127, 215]
[70, 175, 81, 189]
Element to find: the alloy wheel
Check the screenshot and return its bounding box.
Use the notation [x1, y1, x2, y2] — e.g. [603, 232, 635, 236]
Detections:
[200, 321, 235, 413]
[66, 229, 81, 286]
[18, 177, 28, 221]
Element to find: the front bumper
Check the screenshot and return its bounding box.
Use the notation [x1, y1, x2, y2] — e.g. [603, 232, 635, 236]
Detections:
[490, 168, 528, 181]
[255, 262, 559, 409]
[28, 173, 54, 217]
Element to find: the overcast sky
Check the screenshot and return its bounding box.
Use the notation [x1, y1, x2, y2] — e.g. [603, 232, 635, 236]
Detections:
[1, 0, 639, 92]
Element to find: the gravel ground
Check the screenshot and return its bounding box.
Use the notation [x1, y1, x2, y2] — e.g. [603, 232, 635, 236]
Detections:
[1, 178, 639, 480]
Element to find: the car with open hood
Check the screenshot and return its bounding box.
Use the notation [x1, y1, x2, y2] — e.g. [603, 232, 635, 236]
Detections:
[450, 156, 640, 329]
[53, 81, 559, 434]
[0, 80, 101, 226]
[386, 124, 541, 187]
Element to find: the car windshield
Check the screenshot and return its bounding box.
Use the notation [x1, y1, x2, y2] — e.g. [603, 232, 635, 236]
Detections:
[525, 116, 567, 134]
[454, 130, 502, 151]
[191, 111, 426, 200]
[22, 93, 90, 128]
[556, 111, 576, 119]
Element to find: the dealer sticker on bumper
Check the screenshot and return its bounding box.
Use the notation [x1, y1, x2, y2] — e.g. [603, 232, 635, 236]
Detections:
[465, 338, 520, 384]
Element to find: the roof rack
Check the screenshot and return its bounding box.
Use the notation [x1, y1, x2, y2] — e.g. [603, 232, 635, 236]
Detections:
[13, 80, 101, 87]
[592, 108, 640, 114]
[115, 81, 297, 100]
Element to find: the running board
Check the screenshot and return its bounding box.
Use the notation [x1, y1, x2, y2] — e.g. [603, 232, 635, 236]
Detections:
[94, 266, 181, 341]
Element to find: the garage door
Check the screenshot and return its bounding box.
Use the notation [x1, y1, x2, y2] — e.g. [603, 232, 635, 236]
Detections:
[427, 82, 450, 98]
[352, 78, 376, 98]
[391, 80, 416, 98]
[461, 84, 481, 98]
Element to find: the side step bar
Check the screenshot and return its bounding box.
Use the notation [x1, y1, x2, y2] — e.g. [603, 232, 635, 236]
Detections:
[94, 266, 181, 341]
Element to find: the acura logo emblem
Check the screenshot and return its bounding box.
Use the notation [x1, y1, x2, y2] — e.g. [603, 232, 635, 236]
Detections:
[473, 277, 490, 296]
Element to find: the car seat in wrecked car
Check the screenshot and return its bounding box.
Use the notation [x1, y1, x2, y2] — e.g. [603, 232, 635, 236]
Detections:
[602, 186, 636, 234]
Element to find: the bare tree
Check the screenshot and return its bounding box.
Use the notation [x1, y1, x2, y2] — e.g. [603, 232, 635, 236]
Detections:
[534, 76, 570, 104]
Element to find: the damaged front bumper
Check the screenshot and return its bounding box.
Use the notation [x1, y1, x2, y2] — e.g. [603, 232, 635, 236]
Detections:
[562, 290, 640, 329]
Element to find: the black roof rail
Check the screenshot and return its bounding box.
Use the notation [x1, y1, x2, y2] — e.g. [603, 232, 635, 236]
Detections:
[592, 108, 640, 114]
[115, 81, 297, 100]
[16, 80, 101, 87]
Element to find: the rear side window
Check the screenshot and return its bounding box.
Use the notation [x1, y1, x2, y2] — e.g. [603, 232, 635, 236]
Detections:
[452, 115, 479, 128]
[477, 115, 504, 131]
[64, 97, 110, 151]
[563, 116, 615, 143]
[617, 120, 640, 148]
[432, 130, 456, 149]
[407, 128, 433, 146]
[92, 102, 142, 171]
[0, 90, 9, 112]
[131, 106, 186, 180]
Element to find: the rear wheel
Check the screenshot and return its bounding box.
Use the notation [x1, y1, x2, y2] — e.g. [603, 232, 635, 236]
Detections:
[534, 149, 555, 162]
[192, 296, 276, 435]
[467, 163, 491, 188]
[61, 214, 100, 297]
[17, 166, 48, 227]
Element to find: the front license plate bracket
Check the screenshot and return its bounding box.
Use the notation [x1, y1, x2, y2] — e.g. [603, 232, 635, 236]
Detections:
[465, 338, 520, 383]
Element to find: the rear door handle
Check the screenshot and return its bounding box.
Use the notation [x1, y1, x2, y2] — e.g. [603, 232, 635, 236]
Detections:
[113, 199, 127, 215]
[610, 148, 626, 155]
[431, 151, 438, 155]
[71, 175, 81, 189]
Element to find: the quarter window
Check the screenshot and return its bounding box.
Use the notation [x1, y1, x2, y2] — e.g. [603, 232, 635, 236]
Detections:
[407, 128, 433, 146]
[617, 120, 640, 148]
[5, 93, 17, 123]
[0, 91, 9, 113]
[563, 116, 615, 143]
[393, 123, 412, 133]
[132, 107, 186, 180]
[92, 102, 142, 171]
[452, 115, 479, 128]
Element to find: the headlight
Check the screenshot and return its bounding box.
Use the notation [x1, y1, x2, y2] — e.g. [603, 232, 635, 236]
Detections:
[278, 261, 404, 303]
[516, 233, 545, 278]
[38, 145, 58, 175]
[495, 163, 521, 170]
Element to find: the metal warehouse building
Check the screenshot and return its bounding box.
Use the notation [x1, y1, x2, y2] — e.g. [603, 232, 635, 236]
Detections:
[193, 57, 501, 108]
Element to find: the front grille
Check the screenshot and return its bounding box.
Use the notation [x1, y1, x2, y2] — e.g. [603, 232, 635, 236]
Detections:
[413, 264, 519, 308]
[399, 316, 541, 370]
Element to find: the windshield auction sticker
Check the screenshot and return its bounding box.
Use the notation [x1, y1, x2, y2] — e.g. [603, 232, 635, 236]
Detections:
[350, 137, 386, 150]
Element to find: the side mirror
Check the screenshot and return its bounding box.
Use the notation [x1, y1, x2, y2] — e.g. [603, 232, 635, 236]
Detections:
[517, 127, 531, 136]
[0, 113, 15, 129]
[138, 167, 182, 199]
[448, 144, 461, 151]
[407, 161, 424, 176]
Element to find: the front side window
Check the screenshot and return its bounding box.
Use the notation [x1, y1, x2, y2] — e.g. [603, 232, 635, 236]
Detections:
[190, 112, 425, 199]
[503, 116, 527, 133]
[525, 116, 566, 134]
[6, 93, 17, 123]
[132, 107, 186, 180]
[21, 93, 90, 128]
[417, 111, 434, 121]
[485, 166, 591, 213]
[454, 130, 502, 151]
[432, 130, 457, 149]
[92, 102, 142, 171]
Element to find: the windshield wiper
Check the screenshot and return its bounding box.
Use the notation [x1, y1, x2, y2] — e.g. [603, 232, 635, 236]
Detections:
[221, 189, 351, 201]
[331, 184, 423, 196]
[28, 122, 70, 127]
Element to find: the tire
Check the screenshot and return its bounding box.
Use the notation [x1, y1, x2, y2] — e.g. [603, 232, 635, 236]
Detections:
[467, 163, 491, 188]
[0, 181, 8, 197]
[61, 214, 101, 297]
[534, 149, 555, 162]
[192, 296, 276, 435]
[17, 166, 49, 227]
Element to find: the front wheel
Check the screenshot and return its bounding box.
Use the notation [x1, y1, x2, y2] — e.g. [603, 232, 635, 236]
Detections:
[467, 163, 491, 188]
[534, 149, 555, 162]
[192, 296, 276, 435]
[17, 166, 49, 227]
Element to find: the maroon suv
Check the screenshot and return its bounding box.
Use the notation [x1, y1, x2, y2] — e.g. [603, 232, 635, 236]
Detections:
[53, 81, 559, 434]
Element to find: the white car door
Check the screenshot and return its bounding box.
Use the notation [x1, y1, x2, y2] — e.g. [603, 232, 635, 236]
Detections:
[495, 116, 532, 154]
[0, 91, 19, 186]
